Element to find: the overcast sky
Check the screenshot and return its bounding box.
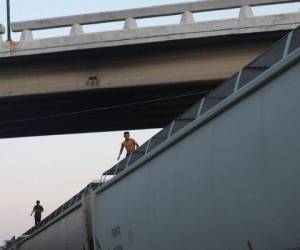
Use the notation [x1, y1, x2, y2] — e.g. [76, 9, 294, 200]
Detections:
[0, 0, 300, 245]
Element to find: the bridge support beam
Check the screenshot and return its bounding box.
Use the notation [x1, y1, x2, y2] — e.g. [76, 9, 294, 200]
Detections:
[0, 39, 272, 98]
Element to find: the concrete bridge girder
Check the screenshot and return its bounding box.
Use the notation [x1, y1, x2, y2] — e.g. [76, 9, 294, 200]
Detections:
[0, 39, 272, 97]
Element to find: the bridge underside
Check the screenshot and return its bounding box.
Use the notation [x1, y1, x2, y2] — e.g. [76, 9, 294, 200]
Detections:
[0, 31, 288, 138]
[0, 82, 211, 138]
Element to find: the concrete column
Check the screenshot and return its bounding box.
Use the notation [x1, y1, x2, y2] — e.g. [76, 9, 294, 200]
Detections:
[239, 5, 254, 19]
[180, 11, 195, 24]
[124, 17, 137, 29]
[70, 23, 84, 36]
[20, 29, 33, 41]
[0, 34, 3, 46]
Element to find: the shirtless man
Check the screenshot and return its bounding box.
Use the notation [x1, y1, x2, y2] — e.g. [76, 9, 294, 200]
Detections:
[117, 131, 139, 160]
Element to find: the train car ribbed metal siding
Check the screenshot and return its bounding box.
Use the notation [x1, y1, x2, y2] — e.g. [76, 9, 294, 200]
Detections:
[91, 54, 300, 249]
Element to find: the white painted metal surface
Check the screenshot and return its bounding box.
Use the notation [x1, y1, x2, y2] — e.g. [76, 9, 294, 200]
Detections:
[91, 50, 300, 250]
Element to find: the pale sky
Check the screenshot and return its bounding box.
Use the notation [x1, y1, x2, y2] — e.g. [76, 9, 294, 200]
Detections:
[0, 0, 300, 245]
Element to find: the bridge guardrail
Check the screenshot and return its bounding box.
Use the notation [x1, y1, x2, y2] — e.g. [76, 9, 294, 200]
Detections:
[10, 0, 299, 41]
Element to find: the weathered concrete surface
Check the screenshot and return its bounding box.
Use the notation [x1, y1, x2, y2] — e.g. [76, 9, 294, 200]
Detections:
[1, 13, 299, 58]
[0, 40, 271, 97]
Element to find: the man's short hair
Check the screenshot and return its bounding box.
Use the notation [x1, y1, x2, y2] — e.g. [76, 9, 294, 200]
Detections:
[36, 200, 40, 204]
[124, 131, 130, 135]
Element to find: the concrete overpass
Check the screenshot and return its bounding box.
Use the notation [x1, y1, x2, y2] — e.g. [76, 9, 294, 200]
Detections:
[0, 0, 299, 138]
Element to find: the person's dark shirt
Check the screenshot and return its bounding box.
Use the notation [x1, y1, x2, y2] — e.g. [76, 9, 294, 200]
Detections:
[33, 205, 44, 217]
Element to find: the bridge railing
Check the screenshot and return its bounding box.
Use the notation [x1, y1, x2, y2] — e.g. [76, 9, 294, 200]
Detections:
[10, 0, 299, 41]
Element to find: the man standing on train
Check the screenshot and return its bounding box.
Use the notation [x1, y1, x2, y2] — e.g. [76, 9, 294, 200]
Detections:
[31, 200, 44, 226]
[117, 131, 139, 160]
